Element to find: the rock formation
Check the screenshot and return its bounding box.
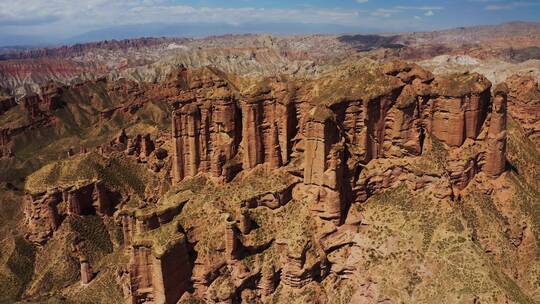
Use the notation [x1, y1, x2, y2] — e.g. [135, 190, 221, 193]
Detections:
[129, 234, 191, 304]
[484, 83, 508, 177]
[172, 96, 240, 182]
[80, 256, 94, 285]
[302, 106, 345, 222]
[428, 72, 491, 147]
[8, 59, 532, 304]
[23, 190, 62, 244]
[505, 74, 540, 147]
[24, 180, 119, 244]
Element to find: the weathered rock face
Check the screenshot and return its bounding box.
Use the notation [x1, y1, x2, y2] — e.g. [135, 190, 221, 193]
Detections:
[303, 106, 340, 187]
[129, 238, 191, 304]
[23, 191, 63, 244]
[13, 60, 526, 304]
[241, 82, 296, 170]
[22, 94, 43, 121]
[24, 180, 119, 244]
[484, 84, 508, 177]
[172, 98, 240, 182]
[40, 82, 64, 111]
[0, 128, 12, 158]
[18, 83, 65, 121]
[259, 262, 276, 297]
[428, 73, 492, 147]
[171, 74, 297, 183]
[505, 74, 540, 147]
[80, 257, 94, 285]
[281, 253, 313, 289]
[302, 106, 345, 222]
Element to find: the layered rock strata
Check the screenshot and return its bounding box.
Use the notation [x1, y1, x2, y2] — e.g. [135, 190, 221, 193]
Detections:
[172, 98, 240, 182]
[302, 106, 345, 223]
[15, 61, 518, 303]
[428, 72, 491, 147]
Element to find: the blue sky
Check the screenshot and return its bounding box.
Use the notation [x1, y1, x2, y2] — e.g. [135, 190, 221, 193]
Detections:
[0, 0, 539, 45]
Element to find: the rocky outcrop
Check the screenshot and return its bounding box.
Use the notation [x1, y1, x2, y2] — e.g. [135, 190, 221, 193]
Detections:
[225, 218, 239, 262]
[241, 82, 295, 169]
[117, 201, 185, 247]
[172, 97, 241, 182]
[280, 249, 317, 289]
[302, 106, 346, 223]
[13, 60, 523, 303]
[22, 94, 43, 121]
[40, 82, 64, 111]
[24, 181, 119, 244]
[428, 72, 492, 147]
[505, 74, 540, 147]
[171, 79, 297, 183]
[18, 83, 65, 121]
[129, 237, 191, 304]
[80, 256, 94, 285]
[259, 262, 276, 297]
[0, 128, 12, 158]
[23, 190, 63, 244]
[484, 84, 508, 177]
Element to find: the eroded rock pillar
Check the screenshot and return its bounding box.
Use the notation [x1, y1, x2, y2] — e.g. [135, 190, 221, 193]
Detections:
[242, 102, 263, 169]
[172, 110, 185, 182]
[303, 106, 345, 222]
[80, 256, 94, 284]
[484, 84, 508, 177]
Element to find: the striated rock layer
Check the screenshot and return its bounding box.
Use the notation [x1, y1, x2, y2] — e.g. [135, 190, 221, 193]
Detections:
[7, 59, 533, 304]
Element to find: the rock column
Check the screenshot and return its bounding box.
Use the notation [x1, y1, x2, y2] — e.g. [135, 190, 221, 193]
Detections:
[303, 106, 344, 223]
[172, 110, 185, 182]
[484, 84, 508, 177]
[80, 256, 93, 284]
[242, 102, 264, 169]
[225, 218, 238, 261]
[303, 106, 339, 185]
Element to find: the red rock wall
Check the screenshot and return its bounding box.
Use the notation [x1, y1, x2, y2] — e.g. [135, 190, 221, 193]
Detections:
[428, 90, 490, 147]
[24, 181, 119, 244]
[172, 98, 240, 182]
[24, 191, 62, 244]
[484, 84, 508, 177]
[129, 246, 156, 303]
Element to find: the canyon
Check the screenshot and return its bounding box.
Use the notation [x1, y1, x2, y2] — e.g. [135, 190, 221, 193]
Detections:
[0, 22, 539, 304]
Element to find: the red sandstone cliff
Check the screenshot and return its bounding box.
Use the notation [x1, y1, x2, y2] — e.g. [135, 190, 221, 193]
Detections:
[6, 59, 526, 303]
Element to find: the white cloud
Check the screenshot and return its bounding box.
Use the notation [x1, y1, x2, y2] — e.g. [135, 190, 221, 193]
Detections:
[0, 0, 452, 39]
[394, 6, 443, 11]
[485, 1, 540, 10]
[369, 5, 443, 18]
[371, 8, 399, 18]
[414, 16, 421, 20]
[0, 1, 378, 36]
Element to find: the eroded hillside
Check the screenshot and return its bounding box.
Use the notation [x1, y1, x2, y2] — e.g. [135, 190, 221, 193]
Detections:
[0, 57, 539, 304]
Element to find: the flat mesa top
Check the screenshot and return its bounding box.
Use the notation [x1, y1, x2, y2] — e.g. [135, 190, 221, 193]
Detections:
[310, 59, 405, 105]
[431, 72, 492, 97]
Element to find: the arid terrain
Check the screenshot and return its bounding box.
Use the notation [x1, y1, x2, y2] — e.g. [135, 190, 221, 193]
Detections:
[0, 22, 539, 304]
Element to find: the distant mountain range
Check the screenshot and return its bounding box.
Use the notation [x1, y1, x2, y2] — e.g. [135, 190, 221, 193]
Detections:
[0, 22, 383, 48]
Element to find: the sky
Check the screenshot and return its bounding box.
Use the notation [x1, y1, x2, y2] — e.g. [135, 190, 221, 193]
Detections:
[1, 0, 540, 46]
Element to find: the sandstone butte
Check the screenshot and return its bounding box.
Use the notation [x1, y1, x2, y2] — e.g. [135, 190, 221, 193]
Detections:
[0, 58, 539, 304]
